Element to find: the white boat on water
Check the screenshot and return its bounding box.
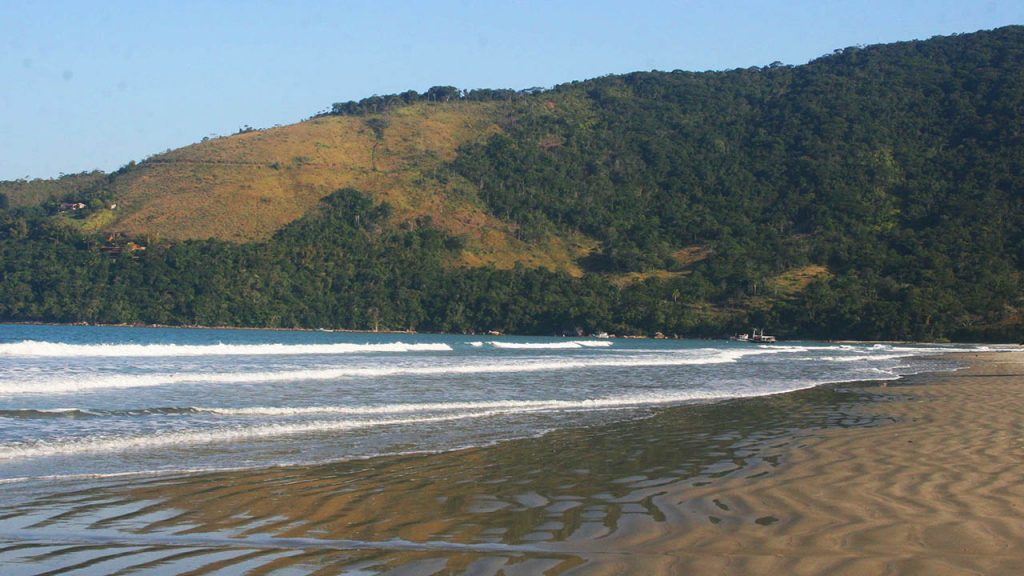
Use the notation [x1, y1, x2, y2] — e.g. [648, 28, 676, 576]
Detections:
[730, 328, 776, 343]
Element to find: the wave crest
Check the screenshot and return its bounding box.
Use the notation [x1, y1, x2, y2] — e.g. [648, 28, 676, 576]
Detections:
[486, 340, 612, 349]
[0, 348, 777, 395]
[0, 386, 814, 460]
[0, 340, 453, 358]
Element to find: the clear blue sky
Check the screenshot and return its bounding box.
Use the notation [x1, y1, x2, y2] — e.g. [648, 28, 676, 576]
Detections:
[2, 0, 1021, 181]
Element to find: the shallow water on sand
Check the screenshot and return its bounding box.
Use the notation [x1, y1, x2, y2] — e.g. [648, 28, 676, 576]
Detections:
[0, 383, 907, 575]
[1, 325, 1008, 574]
[0, 324, 978, 482]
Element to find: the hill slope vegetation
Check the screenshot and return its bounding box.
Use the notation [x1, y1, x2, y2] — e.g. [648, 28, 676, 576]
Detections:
[2, 27, 1022, 340]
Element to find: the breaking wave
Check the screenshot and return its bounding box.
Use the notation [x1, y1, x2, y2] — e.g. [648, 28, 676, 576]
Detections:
[0, 348, 778, 395]
[486, 340, 613, 349]
[0, 411, 504, 460]
[0, 340, 453, 358]
[0, 385, 821, 460]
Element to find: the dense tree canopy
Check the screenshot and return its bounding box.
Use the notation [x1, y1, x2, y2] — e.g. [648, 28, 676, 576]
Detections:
[1, 27, 1022, 341]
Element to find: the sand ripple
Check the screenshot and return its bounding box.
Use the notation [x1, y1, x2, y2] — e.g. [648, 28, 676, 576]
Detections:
[1, 352, 1021, 574]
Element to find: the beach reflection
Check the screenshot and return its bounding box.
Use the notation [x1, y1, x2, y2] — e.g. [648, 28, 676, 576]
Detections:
[0, 385, 895, 574]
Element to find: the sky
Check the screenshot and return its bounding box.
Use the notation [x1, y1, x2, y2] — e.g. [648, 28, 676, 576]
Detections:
[1, 0, 1022, 181]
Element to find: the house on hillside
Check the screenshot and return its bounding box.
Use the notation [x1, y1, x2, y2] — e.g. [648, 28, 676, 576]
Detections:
[100, 234, 146, 258]
[58, 202, 86, 212]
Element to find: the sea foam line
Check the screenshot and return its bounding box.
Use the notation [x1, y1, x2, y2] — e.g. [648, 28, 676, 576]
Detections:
[0, 386, 816, 460]
[0, 348, 778, 395]
[0, 411, 507, 460]
[485, 340, 613, 349]
[0, 385, 807, 420]
[811, 353, 917, 362]
[0, 340, 452, 358]
[201, 393, 736, 417]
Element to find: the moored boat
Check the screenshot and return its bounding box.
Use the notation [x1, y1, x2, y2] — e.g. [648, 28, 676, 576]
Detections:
[730, 328, 776, 343]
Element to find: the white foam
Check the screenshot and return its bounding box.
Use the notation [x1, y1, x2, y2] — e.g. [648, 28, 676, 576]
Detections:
[576, 341, 614, 347]
[0, 348, 775, 395]
[0, 340, 453, 358]
[816, 353, 915, 362]
[0, 386, 816, 460]
[486, 340, 612, 349]
[486, 341, 582, 349]
[202, 394, 724, 417]
[755, 345, 811, 353]
[0, 411, 507, 460]
[888, 345, 1021, 353]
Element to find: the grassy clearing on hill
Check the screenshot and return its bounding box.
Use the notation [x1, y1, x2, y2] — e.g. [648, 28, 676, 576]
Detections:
[3, 28, 1020, 340]
[100, 101, 585, 274]
[768, 265, 832, 298]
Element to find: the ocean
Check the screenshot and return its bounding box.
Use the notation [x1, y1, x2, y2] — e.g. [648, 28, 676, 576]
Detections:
[0, 323, 999, 484]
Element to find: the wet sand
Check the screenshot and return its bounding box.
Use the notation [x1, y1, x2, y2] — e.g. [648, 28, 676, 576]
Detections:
[0, 351, 1021, 574]
[580, 351, 1024, 574]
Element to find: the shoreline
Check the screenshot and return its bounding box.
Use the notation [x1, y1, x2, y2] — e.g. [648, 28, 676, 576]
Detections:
[604, 350, 1024, 574]
[1, 351, 1022, 575]
[4, 320, 1020, 345]
[0, 377, 898, 491]
[0, 346, 969, 489]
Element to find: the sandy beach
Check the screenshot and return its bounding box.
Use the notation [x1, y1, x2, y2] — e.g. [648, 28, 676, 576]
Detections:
[1, 351, 1022, 574]
[581, 351, 1024, 574]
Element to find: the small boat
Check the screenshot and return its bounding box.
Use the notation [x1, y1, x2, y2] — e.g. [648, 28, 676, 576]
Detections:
[731, 329, 776, 343]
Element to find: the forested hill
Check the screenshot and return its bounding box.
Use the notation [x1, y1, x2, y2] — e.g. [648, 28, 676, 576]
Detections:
[1, 26, 1022, 341]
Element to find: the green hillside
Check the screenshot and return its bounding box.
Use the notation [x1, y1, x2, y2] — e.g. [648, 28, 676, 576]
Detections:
[1, 27, 1022, 340]
[2, 103, 587, 274]
[0, 171, 108, 209]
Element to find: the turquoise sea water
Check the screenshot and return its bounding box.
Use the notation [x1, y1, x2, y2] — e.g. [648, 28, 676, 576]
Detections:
[0, 324, 1005, 483]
